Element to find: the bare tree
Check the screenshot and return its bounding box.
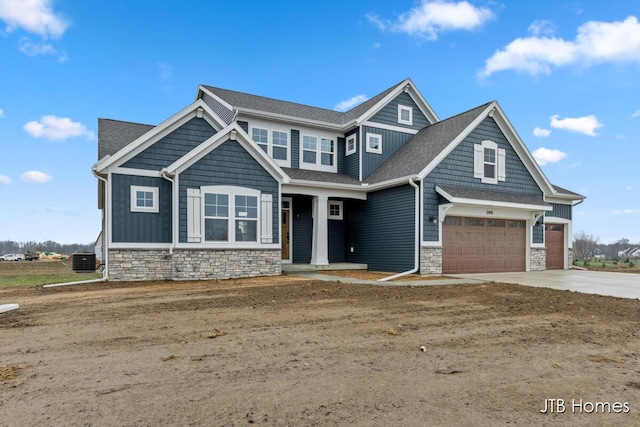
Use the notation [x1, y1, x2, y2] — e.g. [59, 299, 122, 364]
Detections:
[573, 231, 599, 260]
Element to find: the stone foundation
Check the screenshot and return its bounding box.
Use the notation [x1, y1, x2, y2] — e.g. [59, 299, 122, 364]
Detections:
[568, 248, 573, 268]
[420, 247, 443, 275]
[108, 249, 281, 281]
[530, 247, 546, 271]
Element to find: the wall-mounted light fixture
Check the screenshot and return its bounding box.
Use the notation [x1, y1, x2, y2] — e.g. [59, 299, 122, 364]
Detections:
[429, 215, 437, 224]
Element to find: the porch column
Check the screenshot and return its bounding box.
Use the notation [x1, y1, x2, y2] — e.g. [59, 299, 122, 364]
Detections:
[310, 196, 329, 265]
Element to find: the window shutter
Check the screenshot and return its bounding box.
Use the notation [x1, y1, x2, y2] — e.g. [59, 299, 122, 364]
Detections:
[473, 144, 483, 178]
[187, 188, 202, 243]
[261, 194, 273, 244]
[497, 148, 506, 181]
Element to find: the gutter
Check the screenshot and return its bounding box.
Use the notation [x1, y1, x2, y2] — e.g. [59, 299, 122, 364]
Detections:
[44, 168, 110, 288]
[378, 177, 421, 282]
[161, 168, 177, 255]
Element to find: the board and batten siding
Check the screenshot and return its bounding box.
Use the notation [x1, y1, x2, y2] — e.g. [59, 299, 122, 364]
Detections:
[122, 118, 217, 170]
[346, 184, 415, 272]
[423, 117, 544, 242]
[368, 92, 431, 130]
[291, 195, 312, 263]
[178, 139, 279, 243]
[362, 126, 414, 179]
[111, 174, 172, 243]
[344, 129, 359, 180]
[549, 203, 572, 220]
[291, 129, 300, 169]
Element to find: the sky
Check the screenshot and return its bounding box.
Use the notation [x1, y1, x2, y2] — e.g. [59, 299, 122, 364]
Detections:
[0, 0, 639, 245]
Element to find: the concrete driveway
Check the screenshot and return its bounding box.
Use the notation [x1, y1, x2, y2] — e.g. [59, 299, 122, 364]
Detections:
[451, 269, 640, 299]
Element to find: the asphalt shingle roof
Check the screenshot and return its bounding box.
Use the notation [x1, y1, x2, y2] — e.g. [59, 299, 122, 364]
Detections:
[201, 79, 402, 126]
[552, 184, 585, 199]
[98, 118, 154, 160]
[282, 168, 363, 185]
[437, 185, 551, 208]
[365, 102, 492, 183]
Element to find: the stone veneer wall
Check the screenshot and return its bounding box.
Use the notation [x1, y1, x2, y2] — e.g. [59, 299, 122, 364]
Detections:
[530, 247, 546, 271]
[108, 249, 281, 281]
[420, 247, 442, 275]
[567, 248, 573, 268]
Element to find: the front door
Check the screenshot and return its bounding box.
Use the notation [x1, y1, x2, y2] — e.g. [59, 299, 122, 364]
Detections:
[281, 198, 292, 261]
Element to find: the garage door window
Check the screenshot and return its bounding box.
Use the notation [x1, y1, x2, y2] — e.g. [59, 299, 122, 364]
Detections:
[509, 221, 525, 228]
[488, 219, 505, 227]
[444, 217, 461, 225]
[467, 218, 484, 226]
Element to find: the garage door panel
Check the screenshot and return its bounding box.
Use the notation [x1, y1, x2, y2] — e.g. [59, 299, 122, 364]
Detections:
[546, 223, 564, 269]
[443, 216, 526, 274]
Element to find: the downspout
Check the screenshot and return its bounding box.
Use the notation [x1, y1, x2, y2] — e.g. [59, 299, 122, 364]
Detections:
[378, 177, 420, 282]
[161, 168, 177, 255]
[45, 168, 110, 288]
[568, 198, 585, 269]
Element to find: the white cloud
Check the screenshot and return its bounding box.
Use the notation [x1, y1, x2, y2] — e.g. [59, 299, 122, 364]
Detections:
[158, 62, 172, 81]
[481, 16, 640, 76]
[21, 170, 52, 183]
[0, 174, 11, 184]
[550, 114, 603, 136]
[23, 115, 94, 141]
[612, 209, 640, 215]
[532, 147, 567, 165]
[368, 1, 494, 40]
[0, 108, 4, 118]
[626, 186, 633, 191]
[19, 38, 56, 55]
[46, 206, 78, 216]
[528, 20, 556, 36]
[632, 110, 640, 118]
[533, 127, 551, 137]
[0, 0, 68, 38]
[334, 95, 369, 112]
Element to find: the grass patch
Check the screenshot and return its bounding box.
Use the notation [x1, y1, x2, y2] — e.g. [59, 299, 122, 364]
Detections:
[0, 261, 101, 288]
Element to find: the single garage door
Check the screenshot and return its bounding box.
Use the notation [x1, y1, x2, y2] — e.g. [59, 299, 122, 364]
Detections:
[545, 223, 564, 269]
[442, 216, 526, 274]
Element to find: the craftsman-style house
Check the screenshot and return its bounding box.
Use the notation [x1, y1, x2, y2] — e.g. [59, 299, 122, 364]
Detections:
[93, 78, 584, 281]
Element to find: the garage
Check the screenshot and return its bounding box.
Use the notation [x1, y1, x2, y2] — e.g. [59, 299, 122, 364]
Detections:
[442, 216, 526, 274]
[545, 223, 565, 269]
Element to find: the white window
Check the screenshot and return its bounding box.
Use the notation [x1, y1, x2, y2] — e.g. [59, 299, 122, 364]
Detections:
[328, 201, 343, 220]
[201, 186, 260, 243]
[251, 126, 289, 167]
[301, 133, 337, 172]
[366, 132, 382, 154]
[398, 105, 413, 126]
[346, 134, 356, 156]
[130, 185, 159, 213]
[474, 140, 506, 184]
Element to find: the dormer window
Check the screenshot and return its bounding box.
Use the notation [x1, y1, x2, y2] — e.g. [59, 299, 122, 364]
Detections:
[301, 132, 337, 172]
[398, 105, 413, 126]
[366, 132, 382, 154]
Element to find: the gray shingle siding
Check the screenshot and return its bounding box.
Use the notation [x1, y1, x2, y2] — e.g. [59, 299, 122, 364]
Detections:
[111, 174, 172, 243]
[362, 126, 414, 179]
[237, 120, 249, 133]
[345, 185, 415, 272]
[549, 203, 572, 220]
[423, 117, 544, 241]
[369, 92, 431, 130]
[344, 129, 359, 180]
[178, 140, 279, 243]
[201, 92, 235, 124]
[122, 118, 217, 170]
[533, 224, 544, 244]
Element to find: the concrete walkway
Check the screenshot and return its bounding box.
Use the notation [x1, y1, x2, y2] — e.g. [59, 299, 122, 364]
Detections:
[451, 269, 640, 300]
[286, 269, 640, 300]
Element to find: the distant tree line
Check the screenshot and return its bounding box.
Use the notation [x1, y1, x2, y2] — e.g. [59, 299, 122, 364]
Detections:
[573, 232, 639, 260]
[0, 240, 93, 255]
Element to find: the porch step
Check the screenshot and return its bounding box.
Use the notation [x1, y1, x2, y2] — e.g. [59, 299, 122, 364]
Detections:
[281, 263, 367, 273]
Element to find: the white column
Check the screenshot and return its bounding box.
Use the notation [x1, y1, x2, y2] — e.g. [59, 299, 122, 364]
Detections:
[310, 196, 329, 265]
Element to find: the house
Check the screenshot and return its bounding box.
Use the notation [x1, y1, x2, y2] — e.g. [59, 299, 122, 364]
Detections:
[591, 247, 606, 260]
[93, 78, 585, 281]
[618, 247, 640, 259]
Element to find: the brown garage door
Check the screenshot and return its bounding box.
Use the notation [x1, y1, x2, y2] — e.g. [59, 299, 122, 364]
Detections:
[545, 223, 564, 269]
[442, 216, 526, 274]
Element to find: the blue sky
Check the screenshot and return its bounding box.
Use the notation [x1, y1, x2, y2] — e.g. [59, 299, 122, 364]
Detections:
[0, 0, 639, 245]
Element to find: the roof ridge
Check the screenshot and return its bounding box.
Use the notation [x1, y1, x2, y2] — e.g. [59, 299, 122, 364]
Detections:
[98, 117, 155, 127]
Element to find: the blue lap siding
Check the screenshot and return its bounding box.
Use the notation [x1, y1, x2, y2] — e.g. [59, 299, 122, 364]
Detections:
[344, 129, 359, 180]
[362, 126, 414, 180]
[291, 195, 312, 263]
[178, 139, 279, 243]
[111, 174, 172, 243]
[423, 117, 544, 242]
[122, 118, 217, 170]
[346, 185, 415, 272]
[368, 92, 432, 130]
[549, 203, 572, 220]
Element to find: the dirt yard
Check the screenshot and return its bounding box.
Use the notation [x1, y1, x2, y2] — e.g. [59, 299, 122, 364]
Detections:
[1, 276, 639, 426]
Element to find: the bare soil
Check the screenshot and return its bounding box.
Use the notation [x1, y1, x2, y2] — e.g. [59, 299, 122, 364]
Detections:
[1, 276, 640, 426]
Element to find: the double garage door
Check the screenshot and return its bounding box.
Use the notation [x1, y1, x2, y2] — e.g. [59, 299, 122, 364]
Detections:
[442, 216, 526, 274]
